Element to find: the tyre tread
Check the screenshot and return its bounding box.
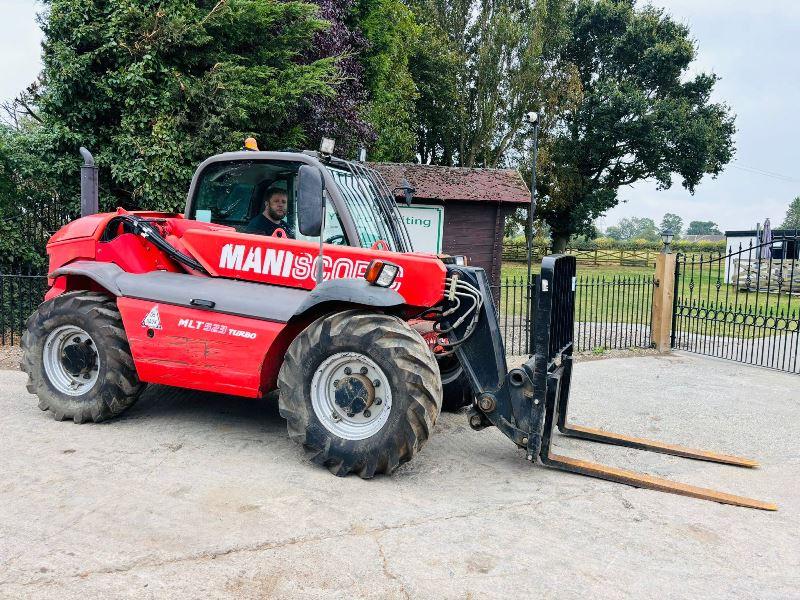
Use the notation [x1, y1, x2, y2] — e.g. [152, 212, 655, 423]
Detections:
[20, 291, 143, 423]
[278, 310, 442, 479]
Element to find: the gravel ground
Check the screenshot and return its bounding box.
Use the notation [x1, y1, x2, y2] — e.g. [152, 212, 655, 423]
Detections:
[1, 353, 797, 599]
[508, 346, 659, 367]
[673, 331, 800, 374]
[498, 318, 652, 355]
[0, 345, 22, 371]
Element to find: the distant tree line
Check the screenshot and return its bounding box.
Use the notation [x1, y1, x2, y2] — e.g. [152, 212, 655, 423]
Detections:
[602, 213, 721, 242]
[599, 193, 800, 245]
[1, 0, 736, 268]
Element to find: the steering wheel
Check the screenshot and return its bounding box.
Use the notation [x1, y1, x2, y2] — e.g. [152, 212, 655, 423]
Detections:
[324, 234, 346, 245]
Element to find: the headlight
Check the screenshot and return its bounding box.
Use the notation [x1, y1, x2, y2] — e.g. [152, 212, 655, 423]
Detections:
[437, 254, 468, 266]
[364, 259, 400, 287]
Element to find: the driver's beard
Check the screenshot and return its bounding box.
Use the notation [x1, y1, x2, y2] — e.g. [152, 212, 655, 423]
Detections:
[267, 207, 284, 222]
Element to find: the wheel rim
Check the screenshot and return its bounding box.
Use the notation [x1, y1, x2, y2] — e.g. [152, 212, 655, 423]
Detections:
[310, 352, 392, 440]
[42, 325, 101, 396]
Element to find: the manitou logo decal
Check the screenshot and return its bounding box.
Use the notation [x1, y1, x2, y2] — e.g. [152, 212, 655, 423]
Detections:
[218, 243, 403, 289]
[141, 306, 163, 330]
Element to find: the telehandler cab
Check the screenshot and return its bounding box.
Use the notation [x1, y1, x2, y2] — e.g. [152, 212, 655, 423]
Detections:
[21, 143, 775, 510]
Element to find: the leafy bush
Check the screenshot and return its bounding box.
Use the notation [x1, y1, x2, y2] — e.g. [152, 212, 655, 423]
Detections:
[15, 0, 340, 216]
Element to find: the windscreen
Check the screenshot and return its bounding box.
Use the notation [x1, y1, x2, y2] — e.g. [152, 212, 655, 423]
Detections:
[326, 161, 414, 252]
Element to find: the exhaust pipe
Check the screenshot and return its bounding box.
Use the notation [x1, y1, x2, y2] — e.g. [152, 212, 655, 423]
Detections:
[79, 147, 99, 217]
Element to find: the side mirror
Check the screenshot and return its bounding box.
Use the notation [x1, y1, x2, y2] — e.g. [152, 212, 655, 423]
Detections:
[296, 164, 324, 237]
[394, 178, 415, 206]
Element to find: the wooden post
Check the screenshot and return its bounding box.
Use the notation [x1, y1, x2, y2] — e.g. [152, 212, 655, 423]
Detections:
[651, 252, 677, 352]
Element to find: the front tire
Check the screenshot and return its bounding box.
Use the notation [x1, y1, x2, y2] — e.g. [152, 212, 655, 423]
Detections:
[21, 291, 144, 423]
[278, 310, 442, 478]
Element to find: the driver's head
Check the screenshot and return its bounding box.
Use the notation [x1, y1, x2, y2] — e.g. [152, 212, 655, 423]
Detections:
[263, 188, 288, 222]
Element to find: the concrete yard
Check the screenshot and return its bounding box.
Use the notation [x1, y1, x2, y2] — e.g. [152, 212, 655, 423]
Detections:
[0, 353, 798, 599]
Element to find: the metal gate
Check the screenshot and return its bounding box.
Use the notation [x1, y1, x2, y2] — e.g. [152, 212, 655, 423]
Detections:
[671, 233, 800, 373]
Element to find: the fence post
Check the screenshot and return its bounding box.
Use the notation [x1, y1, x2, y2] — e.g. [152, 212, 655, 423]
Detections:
[651, 252, 677, 352]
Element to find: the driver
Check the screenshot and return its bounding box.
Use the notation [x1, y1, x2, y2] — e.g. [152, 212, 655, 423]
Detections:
[245, 187, 295, 238]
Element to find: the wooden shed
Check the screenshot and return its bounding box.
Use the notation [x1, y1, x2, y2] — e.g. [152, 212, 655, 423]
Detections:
[372, 163, 530, 286]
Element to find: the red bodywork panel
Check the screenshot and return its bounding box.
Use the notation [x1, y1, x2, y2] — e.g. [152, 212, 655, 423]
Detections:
[117, 298, 290, 396]
[44, 210, 447, 398]
[46, 211, 227, 276]
[181, 228, 446, 308]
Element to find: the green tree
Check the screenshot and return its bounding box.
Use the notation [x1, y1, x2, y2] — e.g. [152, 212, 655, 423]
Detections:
[0, 125, 51, 269]
[410, 0, 569, 167]
[20, 0, 339, 214]
[535, 0, 735, 251]
[660, 213, 683, 237]
[409, 15, 461, 165]
[357, 0, 420, 161]
[780, 196, 800, 230]
[686, 220, 722, 235]
[605, 216, 659, 241]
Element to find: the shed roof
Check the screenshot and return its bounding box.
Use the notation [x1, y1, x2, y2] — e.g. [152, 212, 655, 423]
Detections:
[371, 163, 530, 204]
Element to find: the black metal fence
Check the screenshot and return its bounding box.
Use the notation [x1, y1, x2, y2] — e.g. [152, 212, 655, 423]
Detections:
[672, 235, 800, 374]
[0, 271, 48, 346]
[3, 268, 656, 357]
[1, 200, 73, 272]
[493, 273, 655, 355]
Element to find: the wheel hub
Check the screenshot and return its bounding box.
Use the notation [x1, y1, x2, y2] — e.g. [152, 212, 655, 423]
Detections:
[43, 325, 101, 396]
[310, 352, 393, 440]
[62, 341, 97, 377]
[334, 374, 375, 415]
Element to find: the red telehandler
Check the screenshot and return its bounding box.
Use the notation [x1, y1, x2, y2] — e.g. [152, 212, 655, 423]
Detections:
[21, 144, 775, 510]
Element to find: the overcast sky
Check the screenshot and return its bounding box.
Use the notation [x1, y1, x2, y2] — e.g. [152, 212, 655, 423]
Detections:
[2, 0, 799, 233]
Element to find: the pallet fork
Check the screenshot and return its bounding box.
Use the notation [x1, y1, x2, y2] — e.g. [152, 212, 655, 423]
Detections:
[450, 255, 776, 511]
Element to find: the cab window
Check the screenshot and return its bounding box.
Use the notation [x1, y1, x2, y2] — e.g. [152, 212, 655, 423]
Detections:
[191, 160, 346, 244]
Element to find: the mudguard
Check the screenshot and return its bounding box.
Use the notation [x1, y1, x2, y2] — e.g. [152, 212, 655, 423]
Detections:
[50, 261, 127, 296]
[51, 261, 406, 323]
[51, 261, 308, 322]
[292, 278, 405, 317]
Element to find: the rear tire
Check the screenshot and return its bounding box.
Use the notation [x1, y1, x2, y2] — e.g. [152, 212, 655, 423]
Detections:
[439, 357, 473, 412]
[410, 320, 472, 412]
[21, 291, 144, 423]
[278, 310, 442, 478]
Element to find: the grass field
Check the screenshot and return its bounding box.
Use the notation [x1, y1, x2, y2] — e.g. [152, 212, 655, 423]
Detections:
[501, 262, 653, 280]
[498, 262, 655, 327]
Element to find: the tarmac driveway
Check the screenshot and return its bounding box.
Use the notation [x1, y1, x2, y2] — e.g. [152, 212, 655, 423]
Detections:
[0, 352, 797, 599]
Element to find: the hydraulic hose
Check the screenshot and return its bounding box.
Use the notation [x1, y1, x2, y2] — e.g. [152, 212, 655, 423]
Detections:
[111, 215, 209, 275]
